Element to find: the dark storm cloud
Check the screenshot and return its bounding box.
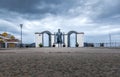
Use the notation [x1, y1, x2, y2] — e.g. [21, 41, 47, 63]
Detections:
[0, 0, 42, 14]
[99, 1, 120, 18]
[89, 0, 120, 24]
[0, 0, 81, 21]
[0, 0, 120, 19]
[0, 0, 69, 15]
[0, 0, 86, 22]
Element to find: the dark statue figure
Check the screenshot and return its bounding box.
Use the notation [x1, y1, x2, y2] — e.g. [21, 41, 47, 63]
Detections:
[56, 29, 62, 44]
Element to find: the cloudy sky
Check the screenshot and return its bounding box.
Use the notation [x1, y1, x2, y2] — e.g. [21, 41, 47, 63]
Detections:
[0, 0, 120, 43]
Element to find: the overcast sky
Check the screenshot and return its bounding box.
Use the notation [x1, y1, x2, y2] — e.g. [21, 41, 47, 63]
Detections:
[0, 0, 120, 43]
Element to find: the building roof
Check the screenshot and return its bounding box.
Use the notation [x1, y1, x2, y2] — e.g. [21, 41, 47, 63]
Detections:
[4, 39, 19, 42]
[0, 32, 20, 43]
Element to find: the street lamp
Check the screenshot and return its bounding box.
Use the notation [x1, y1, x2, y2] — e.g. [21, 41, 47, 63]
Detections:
[20, 24, 23, 48]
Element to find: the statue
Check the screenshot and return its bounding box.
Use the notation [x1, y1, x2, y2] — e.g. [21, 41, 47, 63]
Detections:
[56, 29, 62, 44]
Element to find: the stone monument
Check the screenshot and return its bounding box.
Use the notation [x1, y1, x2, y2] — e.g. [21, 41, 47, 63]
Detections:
[55, 29, 63, 47]
[35, 29, 84, 47]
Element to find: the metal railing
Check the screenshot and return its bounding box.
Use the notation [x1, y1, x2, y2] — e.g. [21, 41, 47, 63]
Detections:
[84, 42, 120, 48]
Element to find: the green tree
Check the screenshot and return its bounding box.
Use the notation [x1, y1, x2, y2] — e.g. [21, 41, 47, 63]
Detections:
[10, 35, 15, 39]
[2, 32, 8, 37]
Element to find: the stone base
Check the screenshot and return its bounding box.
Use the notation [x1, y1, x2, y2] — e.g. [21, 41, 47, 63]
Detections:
[55, 44, 64, 47]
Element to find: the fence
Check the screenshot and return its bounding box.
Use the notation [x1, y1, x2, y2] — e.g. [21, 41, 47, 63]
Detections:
[84, 42, 120, 48]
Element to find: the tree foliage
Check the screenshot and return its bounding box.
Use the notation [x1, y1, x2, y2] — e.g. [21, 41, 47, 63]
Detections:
[10, 35, 15, 39]
[1, 32, 8, 37]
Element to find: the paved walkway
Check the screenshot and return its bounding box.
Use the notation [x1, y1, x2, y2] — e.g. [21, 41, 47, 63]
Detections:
[0, 47, 120, 77]
[0, 47, 120, 53]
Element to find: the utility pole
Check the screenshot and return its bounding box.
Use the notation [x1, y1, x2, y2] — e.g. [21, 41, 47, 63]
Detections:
[20, 24, 23, 48]
[109, 33, 111, 47]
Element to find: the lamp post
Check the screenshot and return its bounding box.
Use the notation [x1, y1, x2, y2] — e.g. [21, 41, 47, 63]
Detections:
[20, 24, 23, 48]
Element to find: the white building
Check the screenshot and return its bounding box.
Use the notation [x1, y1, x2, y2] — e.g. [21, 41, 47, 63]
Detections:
[35, 29, 84, 47]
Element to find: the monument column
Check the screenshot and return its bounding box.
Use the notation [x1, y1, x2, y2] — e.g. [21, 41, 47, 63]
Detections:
[64, 34, 68, 47]
[35, 33, 42, 48]
[77, 33, 84, 47]
[63, 33, 65, 44]
[51, 34, 54, 47]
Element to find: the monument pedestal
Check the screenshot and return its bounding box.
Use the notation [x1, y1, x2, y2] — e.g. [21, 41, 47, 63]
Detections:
[55, 44, 63, 47]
